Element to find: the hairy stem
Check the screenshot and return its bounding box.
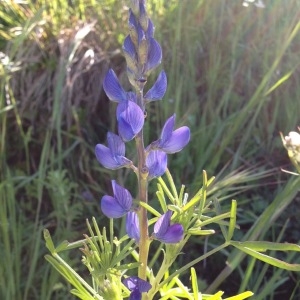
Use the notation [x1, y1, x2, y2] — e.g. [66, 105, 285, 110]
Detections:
[135, 90, 150, 287]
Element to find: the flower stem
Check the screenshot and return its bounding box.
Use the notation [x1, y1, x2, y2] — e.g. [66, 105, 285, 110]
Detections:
[135, 110, 150, 286]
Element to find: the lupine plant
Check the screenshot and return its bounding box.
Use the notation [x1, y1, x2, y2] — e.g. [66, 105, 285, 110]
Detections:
[44, 1, 300, 299]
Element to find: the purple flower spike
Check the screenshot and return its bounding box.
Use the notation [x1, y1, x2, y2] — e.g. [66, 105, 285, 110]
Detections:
[126, 212, 140, 242]
[156, 114, 190, 154]
[154, 211, 184, 244]
[101, 180, 133, 218]
[117, 100, 145, 141]
[123, 276, 152, 300]
[103, 69, 127, 103]
[146, 150, 167, 179]
[95, 132, 132, 170]
[144, 70, 167, 102]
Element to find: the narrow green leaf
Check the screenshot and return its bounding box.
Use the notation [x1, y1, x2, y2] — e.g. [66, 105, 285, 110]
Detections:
[167, 204, 182, 214]
[188, 228, 215, 235]
[139, 201, 161, 217]
[165, 168, 179, 202]
[213, 198, 227, 240]
[231, 241, 300, 252]
[116, 262, 140, 270]
[183, 176, 215, 212]
[199, 212, 231, 227]
[224, 291, 254, 300]
[231, 243, 300, 271]
[264, 71, 293, 96]
[207, 291, 224, 299]
[199, 170, 208, 215]
[190, 267, 199, 300]
[156, 190, 168, 212]
[227, 200, 237, 241]
[178, 184, 186, 206]
[43, 229, 55, 254]
[55, 240, 70, 252]
[157, 176, 175, 203]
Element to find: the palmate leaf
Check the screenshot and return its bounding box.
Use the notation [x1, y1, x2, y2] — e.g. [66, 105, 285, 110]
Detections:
[230, 241, 300, 271]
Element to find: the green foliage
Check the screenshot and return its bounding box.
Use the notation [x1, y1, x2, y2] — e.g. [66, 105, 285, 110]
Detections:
[44, 171, 300, 299]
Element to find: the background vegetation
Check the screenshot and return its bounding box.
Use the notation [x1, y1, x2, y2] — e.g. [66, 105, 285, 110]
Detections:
[0, 0, 299, 299]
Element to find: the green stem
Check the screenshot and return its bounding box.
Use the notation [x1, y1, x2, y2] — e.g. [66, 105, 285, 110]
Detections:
[136, 132, 150, 283]
[134, 86, 151, 300]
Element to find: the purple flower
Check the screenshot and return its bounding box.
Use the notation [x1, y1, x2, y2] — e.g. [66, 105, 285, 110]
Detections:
[146, 150, 167, 179]
[144, 70, 167, 102]
[145, 37, 162, 74]
[95, 132, 132, 170]
[126, 212, 140, 242]
[123, 35, 138, 74]
[116, 100, 145, 141]
[150, 114, 190, 154]
[126, 210, 183, 244]
[101, 180, 133, 218]
[123, 276, 151, 300]
[153, 211, 184, 243]
[146, 19, 154, 38]
[103, 69, 127, 103]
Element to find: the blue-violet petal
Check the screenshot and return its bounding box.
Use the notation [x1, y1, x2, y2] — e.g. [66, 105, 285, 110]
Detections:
[144, 70, 167, 102]
[95, 132, 132, 170]
[129, 290, 142, 300]
[123, 276, 152, 292]
[126, 212, 140, 242]
[145, 38, 162, 73]
[103, 69, 126, 102]
[160, 114, 175, 143]
[117, 101, 144, 141]
[101, 195, 127, 218]
[95, 144, 121, 169]
[146, 19, 154, 38]
[107, 132, 126, 156]
[154, 211, 184, 243]
[146, 150, 167, 179]
[100, 181, 132, 218]
[160, 126, 190, 154]
[123, 35, 137, 60]
[157, 223, 184, 243]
